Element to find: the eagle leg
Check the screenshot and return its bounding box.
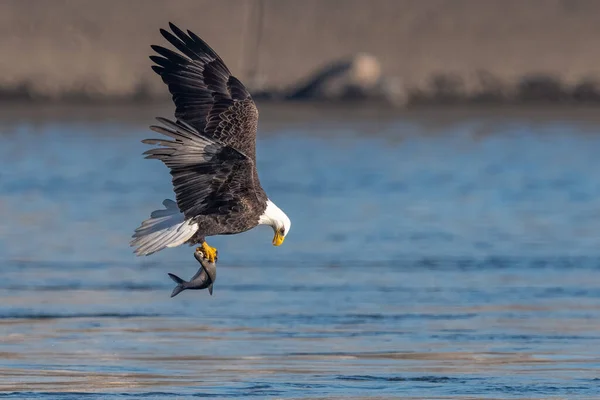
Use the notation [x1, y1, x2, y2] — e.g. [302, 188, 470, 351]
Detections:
[196, 241, 218, 263]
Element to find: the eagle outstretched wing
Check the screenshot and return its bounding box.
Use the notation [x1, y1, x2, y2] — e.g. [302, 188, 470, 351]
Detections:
[143, 23, 267, 222]
[149, 22, 259, 162]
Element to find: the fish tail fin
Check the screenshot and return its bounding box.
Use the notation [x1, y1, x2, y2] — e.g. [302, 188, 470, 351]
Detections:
[168, 273, 186, 298]
[130, 199, 198, 256]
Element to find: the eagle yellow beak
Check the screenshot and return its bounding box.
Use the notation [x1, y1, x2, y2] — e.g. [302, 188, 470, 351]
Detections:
[273, 231, 285, 246]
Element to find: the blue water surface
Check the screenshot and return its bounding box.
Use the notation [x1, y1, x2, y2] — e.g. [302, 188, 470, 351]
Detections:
[1, 105, 600, 399]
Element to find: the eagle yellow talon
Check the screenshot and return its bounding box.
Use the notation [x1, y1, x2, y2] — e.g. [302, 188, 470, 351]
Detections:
[196, 242, 218, 263]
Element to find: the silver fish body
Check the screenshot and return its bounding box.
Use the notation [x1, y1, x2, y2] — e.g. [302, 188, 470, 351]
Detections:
[168, 251, 217, 297]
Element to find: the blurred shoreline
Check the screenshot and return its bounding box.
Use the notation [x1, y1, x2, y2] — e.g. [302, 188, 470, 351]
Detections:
[4, 101, 600, 131]
[4, 0, 600, 107]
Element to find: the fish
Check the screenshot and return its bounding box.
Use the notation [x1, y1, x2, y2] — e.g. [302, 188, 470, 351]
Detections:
[168, 250, 217, 298]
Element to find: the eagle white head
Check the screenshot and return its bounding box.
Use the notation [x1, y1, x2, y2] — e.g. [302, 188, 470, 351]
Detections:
[259, 199, 291, 246]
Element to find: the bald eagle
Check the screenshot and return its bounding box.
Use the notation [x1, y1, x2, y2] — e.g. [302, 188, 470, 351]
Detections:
[131, 23, 291, 262]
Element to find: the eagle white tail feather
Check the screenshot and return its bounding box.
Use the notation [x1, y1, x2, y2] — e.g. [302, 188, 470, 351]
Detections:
[131, 199, 198, 256]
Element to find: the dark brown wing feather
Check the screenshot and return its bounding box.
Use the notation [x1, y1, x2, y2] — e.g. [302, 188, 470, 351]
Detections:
[150, 22, 259, 162]
[143, 118, 267, 223]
